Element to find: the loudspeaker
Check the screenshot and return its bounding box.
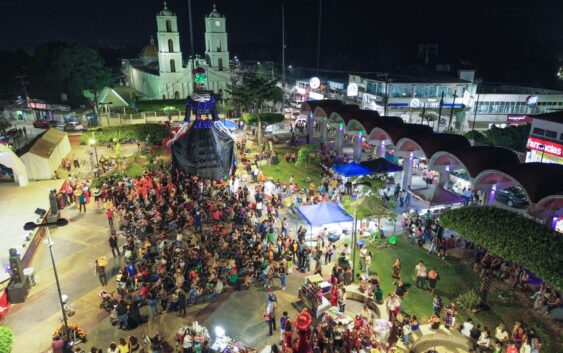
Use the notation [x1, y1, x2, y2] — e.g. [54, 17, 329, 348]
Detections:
[9, 248, 24, 284]
[7, 280, 29, 303]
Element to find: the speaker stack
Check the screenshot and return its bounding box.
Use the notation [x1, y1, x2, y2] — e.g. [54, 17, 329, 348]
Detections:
[7, 248, 30, 304]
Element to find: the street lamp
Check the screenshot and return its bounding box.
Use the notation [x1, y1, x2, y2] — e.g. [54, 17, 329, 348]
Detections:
[89, 138, 99, 170]
[23, 218, 70, 339]
[538, 144, 546, 162]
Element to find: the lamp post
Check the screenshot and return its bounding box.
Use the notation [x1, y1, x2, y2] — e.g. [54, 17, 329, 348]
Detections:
[23, 218, 70, 340]
[89, 138, 99, 169]
[538, 144, 545, 162]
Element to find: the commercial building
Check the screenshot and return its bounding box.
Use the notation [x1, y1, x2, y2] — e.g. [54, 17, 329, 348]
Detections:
[347, 73, 563, 129]
[525, 112, 563, 165]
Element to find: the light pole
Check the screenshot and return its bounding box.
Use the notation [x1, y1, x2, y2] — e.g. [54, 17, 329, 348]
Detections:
[538, 144, 545, 162]
[23, 218, 70, 340]
[89, 138, 99, 169]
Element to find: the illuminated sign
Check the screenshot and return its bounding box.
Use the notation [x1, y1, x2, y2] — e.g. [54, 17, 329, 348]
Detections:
[327, 81, 344, 90]
[309, 77, 321, 90]
[308, 91, 324, 100]
[507, 115, 532, 123]
[347, 83, 359, 97]
[526, 96, 538, 107]
[409, 98, 421, 108]
[527, 137, 563, 157]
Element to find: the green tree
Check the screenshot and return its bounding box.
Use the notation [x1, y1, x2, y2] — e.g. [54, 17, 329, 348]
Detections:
[228, 69, 278, 145]
[0, 117, 10, 135]
[52, 44, 113, 105]
[484, 124, 530, 151]
[0, 326, 14, 353]
[241, 113, 284, 125]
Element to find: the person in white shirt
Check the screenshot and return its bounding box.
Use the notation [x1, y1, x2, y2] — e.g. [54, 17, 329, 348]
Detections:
[477, 330, 490, 351]
[494, 323, 509, 344]
[460, 318, 474, 337]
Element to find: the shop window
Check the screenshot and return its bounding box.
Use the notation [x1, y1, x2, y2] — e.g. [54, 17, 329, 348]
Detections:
[560, 133, 563, 141]
[545, 130, 557, 139]
[532, 127, 545, 136]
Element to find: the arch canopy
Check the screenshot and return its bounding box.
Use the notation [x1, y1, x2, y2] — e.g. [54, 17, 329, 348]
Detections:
[0, 144, 28, 186]
[474, 163, 563, 204]
[300, 99, 342, 114]
[429, 146, 520, 179]
[396, 133, 470, 158]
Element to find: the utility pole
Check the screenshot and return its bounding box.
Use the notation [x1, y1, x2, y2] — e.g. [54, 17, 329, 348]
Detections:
[316, 0, 322, 74]
[16, 75, 34, 120]
[472, 94, 480, 130]
[447, 92, 457, 131]
[436, 91, 445, 132]
[281, 2, 286, 116]
[188, 0, 195, 92]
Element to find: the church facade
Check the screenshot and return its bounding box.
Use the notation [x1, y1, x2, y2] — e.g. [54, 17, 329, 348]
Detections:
[122, 3, 231, 100]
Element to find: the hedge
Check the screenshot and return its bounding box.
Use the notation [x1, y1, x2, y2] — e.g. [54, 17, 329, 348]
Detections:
[80, 124, 169, 144]
[0, 326, 14, 353]
[439, 206, 563, 289]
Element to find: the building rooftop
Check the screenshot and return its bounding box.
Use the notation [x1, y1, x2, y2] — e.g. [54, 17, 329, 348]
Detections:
[532, 111, 563, 124]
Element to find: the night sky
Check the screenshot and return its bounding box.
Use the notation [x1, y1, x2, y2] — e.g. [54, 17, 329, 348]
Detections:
[1, 0, 563, 83]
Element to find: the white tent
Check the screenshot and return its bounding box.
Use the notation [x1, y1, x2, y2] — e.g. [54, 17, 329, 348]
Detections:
[0, 144, 28, 186]
[20, 128, 71, 180]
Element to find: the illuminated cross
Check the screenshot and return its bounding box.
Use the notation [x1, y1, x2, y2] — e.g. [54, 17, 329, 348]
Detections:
[164, 0, 168, 9]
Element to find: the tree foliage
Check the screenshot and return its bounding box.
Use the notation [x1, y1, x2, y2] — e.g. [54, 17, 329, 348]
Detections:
[241, 113, 284, 125]
[295, 144, 318, 167]
[439, 206, 563, 289]
[29, 42, 112, 105]
[483, 125, 530, 151]
[464, 130, 490, 146]
[228, 70, 277, 112]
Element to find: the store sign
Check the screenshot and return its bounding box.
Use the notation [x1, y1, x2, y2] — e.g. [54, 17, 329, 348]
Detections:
[526, 95, 538, 107]
[309, 91, 324, 100]
[527, 137, 563, 157]
[328, 81, 344, 90]
[28, 102, 47, 109]
[309, 77, 321, 90]
[409, 98, 421, 108]
[507, 114, 532, 123]
[347, 83, 359, 97]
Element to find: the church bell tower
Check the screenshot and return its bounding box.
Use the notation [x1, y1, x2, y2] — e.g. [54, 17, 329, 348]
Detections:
[156, 1, 184, 74]
[204, 5, 230, 72]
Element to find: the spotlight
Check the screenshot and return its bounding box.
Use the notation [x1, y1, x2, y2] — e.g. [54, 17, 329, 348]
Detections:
[215, 326, 225, 338]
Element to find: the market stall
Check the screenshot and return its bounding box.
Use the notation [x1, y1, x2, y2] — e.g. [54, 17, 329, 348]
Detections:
[298, 274, 331, 318]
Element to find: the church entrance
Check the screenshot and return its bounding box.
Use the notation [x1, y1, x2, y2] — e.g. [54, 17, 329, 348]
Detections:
[174, 91, 180, 99]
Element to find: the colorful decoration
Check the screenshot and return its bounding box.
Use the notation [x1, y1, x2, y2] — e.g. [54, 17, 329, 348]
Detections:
[295, 309, 312, 331]
[192, 62, 208, 88]
[53, 323, 87, 341]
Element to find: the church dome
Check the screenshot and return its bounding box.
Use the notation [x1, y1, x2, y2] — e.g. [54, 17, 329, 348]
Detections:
[208, 5, 222, 18]
[140, 37, 158, 58]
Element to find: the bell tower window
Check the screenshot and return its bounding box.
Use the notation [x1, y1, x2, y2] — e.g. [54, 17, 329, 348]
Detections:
[166, 20, 172, 32]
[170, 59, 176, 72]
[168, 39, 174, 52]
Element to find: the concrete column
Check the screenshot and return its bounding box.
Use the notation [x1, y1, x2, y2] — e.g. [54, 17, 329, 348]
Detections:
[438, 165, 449, 188]
[336, 123, 344, 155]
[488, 184, 497, 205]
[353, 132, 363, 161]
[321, 118, 328, 143]
[401, 152, 414, 189]
[379, 140, 386, 158]
[308, 113, 314, 143]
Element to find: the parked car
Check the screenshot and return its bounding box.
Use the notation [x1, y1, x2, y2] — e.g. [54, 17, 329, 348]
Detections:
[63, 122, 85, 131]
[33, 119, 57, 129]
[495, 187, 529, 208]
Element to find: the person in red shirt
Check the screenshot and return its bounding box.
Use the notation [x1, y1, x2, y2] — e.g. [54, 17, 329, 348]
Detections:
[105, 208, 114, 230]
[51, 336, 65, 353]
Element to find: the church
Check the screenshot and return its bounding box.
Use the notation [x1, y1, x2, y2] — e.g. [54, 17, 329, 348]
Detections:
[121, 2, 231, 100]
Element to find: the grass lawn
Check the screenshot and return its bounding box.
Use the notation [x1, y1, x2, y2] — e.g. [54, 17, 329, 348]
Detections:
[364, 235, 561, 352]
[261, 146, 323, 186]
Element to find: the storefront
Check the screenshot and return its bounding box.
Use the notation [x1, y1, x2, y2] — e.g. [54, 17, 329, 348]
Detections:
[525, 137, 563, 165]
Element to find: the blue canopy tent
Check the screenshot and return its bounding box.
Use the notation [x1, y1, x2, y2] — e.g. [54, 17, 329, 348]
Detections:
[331, 162, 374, 178]
[297, 202, 353, 227]
[360, 158, 403, 174]
[223, 119, 237, 130]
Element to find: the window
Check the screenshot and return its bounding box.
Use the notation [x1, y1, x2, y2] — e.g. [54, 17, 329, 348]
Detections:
[560, 133, 563, 141]
[218, 58, 223, 71]
[532, 127, 545, 136]
[545, 130, 557, 139]
[168, 39, 174, 52]
[170, 59, 176, 72]
[166, 20, 172, 32]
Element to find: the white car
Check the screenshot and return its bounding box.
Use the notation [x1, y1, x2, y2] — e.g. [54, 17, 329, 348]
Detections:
[63, 122, 85, 131]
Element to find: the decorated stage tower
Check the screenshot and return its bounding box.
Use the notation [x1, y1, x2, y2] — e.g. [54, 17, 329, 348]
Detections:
[165, 64, 236, 179]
